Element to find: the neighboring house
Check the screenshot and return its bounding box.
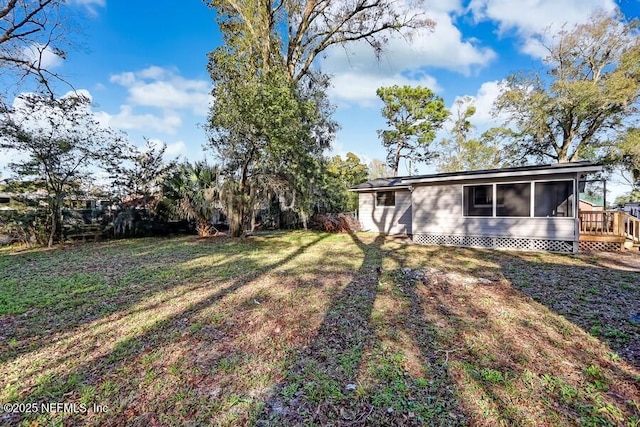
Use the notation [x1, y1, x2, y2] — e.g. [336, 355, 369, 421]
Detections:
[624, 202, 640, 218]
[350, 162, 603, 253]
[579, 197, 604, 212]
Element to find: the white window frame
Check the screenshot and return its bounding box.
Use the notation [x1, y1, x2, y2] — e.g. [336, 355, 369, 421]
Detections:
[533, 179, 576, 218]
[375, 190, 396, 208]
[461, 179, 575, 219]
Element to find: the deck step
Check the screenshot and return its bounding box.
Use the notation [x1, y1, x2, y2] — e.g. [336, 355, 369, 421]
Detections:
[579, 234, 626, 243]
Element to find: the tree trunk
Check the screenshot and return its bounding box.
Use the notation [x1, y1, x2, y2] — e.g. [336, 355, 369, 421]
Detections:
[48, 210, 56, 248]
[229, 192, 245, 237]
[394, 140, 402, 176]
[47, 196, 63, 248]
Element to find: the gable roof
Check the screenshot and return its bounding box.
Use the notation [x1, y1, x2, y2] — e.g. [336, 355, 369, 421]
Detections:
[349, 177, 410, 191]
[579, 194, 604, 206]
[350, 161, 603, 191]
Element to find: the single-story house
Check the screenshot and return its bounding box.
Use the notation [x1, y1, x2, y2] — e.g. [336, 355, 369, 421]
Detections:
[578, 197, 604, 212]
[350, 161, 603, 253]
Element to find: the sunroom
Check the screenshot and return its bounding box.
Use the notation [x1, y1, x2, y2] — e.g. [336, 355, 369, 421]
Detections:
[351, 162, 606, 252]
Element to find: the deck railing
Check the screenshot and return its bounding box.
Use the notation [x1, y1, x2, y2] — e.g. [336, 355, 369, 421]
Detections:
[579, 210, 640, 244]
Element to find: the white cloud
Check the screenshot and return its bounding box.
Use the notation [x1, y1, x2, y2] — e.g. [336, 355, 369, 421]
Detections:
[68, 0, 106, 16]
[428, 0, 465, 14]
[110, 72, 136, 87]
[110, 66, 211, 115]
[97, 66, 212, 137]
[329, 71, 440, 108]
[468, 0, 619, 58]
[145, 138, 188, 160]
[322, 9, 496, 106]
[450, 80, 505, 128]
[22, 44, 64, 69]
[95, 105, 182, 135]
[165, 140, 187, 157]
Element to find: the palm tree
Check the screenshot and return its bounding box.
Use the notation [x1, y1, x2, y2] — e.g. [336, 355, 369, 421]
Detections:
[162, 161, 221, 236]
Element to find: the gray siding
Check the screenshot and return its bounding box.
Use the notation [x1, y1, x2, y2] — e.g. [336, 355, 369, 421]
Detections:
[359, 190, 412, 234]
[411, 180, 577, 241]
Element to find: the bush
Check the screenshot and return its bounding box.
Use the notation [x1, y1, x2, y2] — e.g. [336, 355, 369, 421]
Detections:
[0, 210, 49, 246]
[311, 213, 361, 233]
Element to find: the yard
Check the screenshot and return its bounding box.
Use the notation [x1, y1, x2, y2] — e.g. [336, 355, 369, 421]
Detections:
[1, 231, 639, 426]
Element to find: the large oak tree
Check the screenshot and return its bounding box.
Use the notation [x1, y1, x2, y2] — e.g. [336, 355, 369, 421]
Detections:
[205, 0, 433, 235]
[494, 11, 640, 164]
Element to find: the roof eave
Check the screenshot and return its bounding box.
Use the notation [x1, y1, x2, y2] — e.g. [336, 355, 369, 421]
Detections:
[349, 185, 411, 192]
[401, 165, 603, 185]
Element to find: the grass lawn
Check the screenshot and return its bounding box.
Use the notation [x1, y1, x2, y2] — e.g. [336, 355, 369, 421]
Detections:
[0, 231, 639, 426]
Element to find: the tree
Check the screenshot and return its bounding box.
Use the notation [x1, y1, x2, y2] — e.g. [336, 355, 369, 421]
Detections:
[376, 85, 449, 176]
[110, 139, 178, 210]
[162, 161, 221, 236]
[367, 159, 394, 179]
[208, 59, 333, 235]
[205, 0, 434, 235]
[493, 11, 640, 164]
[0, 93, 124, 246]
[437, 98, 502, 172]
[614, 189, 640, 206]
[323, 152, 368, 212]
[617, 128, 640, 188]
[0, 0, 71, 96]
[206, 1, 339, 236]
[205, 0, 433, 84]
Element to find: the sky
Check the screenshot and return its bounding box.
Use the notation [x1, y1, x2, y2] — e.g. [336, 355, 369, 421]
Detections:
[2, 0, 640, 198]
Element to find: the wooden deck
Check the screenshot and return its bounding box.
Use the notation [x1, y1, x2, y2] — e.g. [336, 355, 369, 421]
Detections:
[579, 210, 640, 250]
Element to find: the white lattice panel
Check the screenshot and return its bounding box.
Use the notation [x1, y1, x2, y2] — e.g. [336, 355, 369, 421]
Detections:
[578, 241, 622, 252]
[413, 234, 574, 253]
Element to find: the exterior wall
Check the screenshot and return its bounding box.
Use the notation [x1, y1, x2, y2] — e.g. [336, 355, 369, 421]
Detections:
[358, 190, 412, 234]
[579, 200, 603, 211]
[411, 174, 578, 242]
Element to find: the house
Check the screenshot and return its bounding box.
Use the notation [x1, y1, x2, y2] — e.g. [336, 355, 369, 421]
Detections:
[623, 202, 640, 218]
[578, 193, 605, 212]
[350, 162, 603, 253]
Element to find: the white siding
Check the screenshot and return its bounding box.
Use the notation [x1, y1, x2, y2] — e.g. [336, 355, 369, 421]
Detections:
[412, 181, 577, 241]
[359, 190, 412, 234]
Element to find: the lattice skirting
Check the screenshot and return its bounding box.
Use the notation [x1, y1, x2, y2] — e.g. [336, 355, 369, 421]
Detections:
[578, 241, 623, 252]
[413, 234, 575, 253]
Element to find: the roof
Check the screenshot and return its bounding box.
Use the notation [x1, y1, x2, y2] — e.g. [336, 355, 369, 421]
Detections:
[579, 194, 604, 206]
[350, 161, 603, 191]
[349, 176, 411, 191]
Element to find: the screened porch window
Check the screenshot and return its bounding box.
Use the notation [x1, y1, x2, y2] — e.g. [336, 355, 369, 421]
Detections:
[534, 181, 574, 217]
[463, 185, 493, 216]
[376, 191, 395, 207]
[496, 183, 531, 217]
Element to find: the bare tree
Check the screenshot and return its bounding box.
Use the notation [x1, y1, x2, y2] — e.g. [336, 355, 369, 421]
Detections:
[284, 0, 433, 82]
[206, 0, 434, 82]
[0, 0, 70, 96]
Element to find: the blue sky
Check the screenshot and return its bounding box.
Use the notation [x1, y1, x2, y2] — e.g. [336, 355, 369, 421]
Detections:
[4, 0, 640, 196]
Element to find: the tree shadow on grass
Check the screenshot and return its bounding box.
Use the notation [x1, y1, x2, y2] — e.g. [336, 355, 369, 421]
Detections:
[256, 232, 385, 425]
[0, 234, 327, 366]
[1, 233, 332, 426]
[410, 247, 640, 425]
[257, 233, 469, 426]
[494, 251, 640, 369]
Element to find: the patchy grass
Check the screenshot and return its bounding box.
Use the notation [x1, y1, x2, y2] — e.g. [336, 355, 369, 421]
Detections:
[0, 232, 639, 426]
